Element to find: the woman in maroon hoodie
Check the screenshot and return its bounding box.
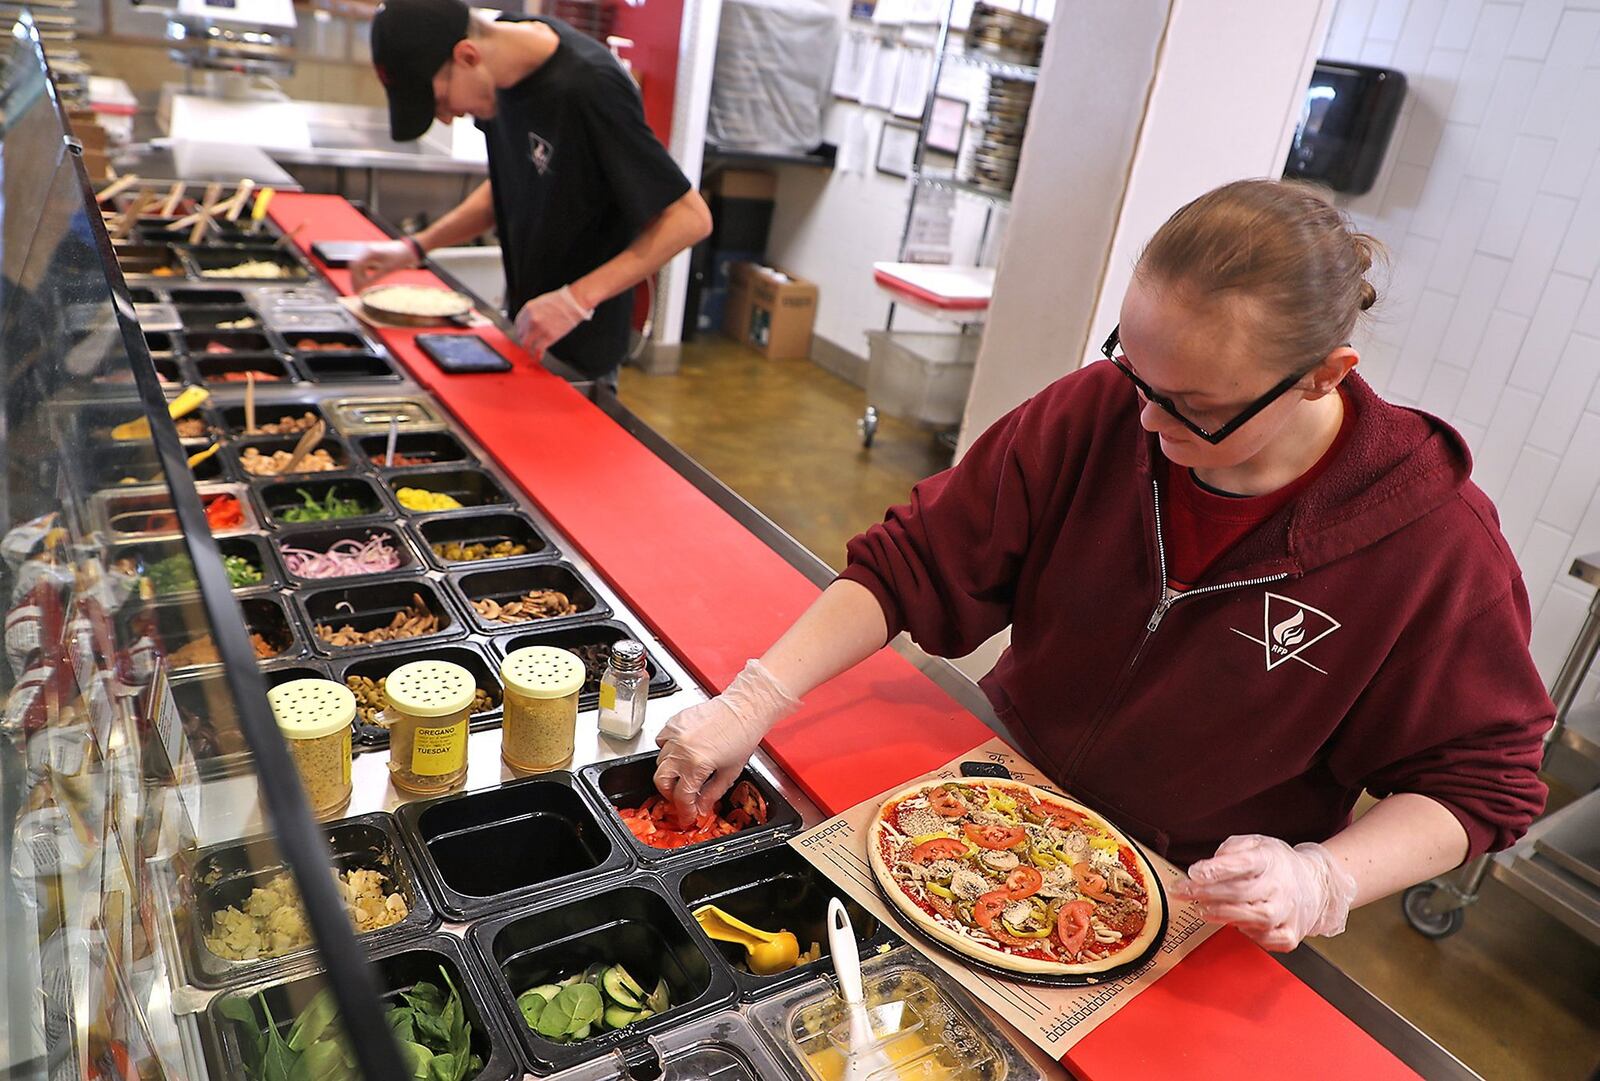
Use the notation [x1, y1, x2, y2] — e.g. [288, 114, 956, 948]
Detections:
[655, 179, 1553, 952]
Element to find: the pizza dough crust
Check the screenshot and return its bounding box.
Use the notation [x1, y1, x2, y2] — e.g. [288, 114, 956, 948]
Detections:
[867, 779, 1165, 977]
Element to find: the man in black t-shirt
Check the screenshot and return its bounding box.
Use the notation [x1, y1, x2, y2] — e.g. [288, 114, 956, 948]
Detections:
[354, 0, 711, 379]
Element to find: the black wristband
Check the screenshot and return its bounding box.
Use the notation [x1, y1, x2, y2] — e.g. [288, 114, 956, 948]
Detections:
[403, 234, 427, 264]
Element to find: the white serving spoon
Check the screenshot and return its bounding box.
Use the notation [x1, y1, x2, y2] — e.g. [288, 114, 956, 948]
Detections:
[827, 898, 893, 1081]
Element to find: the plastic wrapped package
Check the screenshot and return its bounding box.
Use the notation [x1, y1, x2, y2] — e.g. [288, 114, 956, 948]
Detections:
[708, 0, 842, 153]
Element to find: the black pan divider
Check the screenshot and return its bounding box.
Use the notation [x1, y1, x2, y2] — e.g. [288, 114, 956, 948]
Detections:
[388, 465, 512, 514]
[447, 560, 612, 635]
[231, 430, 357, 478]
[297, 576, 467, 658]
[178, 243, 310, 281]
[273, 520, 423, 585]
[200, 933, 520, 1081]
[220, 399, 329, 438]
[175, 811, 438, 989]
[359, 430, 477, 472]
[413, 508, 557, 569]
[284, 330, 377, 353]
[90, 436, 231, 485]
[393, 772, 635, 922]
[577, 751, 803, 869]
[260, 658, 334, 687]
[168, 286, 249, 306]
[195, 354, 301, 387]
[168, 668, 294, 780]
[662, 836, 899, 1002]
[331, 639, 505, 748]
[256, 472, 397, 530]
[491, 619, 676, 710]
[126, 593, 306, 675]
[110, 532, 283, 595]
[466, 874, 740, 1076]
[300, 352, 402, 383]
[54, 63, 412, 1078]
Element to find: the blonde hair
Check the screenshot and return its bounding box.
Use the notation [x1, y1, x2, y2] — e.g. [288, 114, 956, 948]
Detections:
[1135, 179, 1383, 373]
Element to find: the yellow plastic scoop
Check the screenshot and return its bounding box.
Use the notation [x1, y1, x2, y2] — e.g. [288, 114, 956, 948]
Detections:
[133, 443, 221, 484]
[693, 904, 801, 975]
[112, 386, 210, 440]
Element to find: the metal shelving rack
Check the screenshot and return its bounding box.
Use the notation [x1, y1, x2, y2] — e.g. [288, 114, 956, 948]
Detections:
[860, 3, 1044, 448]
[888, 11, 1039, 302]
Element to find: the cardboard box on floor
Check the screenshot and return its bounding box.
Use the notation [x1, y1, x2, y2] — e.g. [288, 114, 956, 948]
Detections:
[723, 262, 818, 360]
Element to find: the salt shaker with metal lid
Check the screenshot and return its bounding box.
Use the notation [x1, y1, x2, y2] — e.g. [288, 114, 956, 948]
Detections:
[597, 639, 648, 740]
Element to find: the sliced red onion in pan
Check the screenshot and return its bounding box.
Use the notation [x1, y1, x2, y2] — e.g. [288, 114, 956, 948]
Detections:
[281, 533, 403, 578]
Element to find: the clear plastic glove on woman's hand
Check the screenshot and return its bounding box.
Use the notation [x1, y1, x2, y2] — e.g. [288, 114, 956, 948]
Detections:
[349, 239, 418, 292]
[653, 659, 800, 823]
[1171, 834, 1358, 952]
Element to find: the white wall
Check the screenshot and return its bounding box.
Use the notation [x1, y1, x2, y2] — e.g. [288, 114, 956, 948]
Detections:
[958, 0, 1336, 449]
[1323, 0, 1600, 699]
[656, 0, 725, 348]
[1078, 0, 1338, 370]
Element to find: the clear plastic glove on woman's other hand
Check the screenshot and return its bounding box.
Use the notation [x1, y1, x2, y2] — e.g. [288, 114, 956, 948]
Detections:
[654, 659, 800, 824]
[349, 239, 418, 292]
[1171, 834, 1358, 952]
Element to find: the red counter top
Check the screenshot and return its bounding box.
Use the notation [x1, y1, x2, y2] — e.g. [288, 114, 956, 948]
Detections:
[268, 194, 1419, 1081]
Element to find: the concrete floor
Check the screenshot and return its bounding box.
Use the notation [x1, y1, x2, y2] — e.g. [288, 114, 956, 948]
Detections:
[619, 339, 953, 570]
[619, 338, 1600, 1081]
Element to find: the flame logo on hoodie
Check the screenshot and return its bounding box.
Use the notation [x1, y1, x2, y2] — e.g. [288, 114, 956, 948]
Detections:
[1272, 608, 1307, 649]
[1233, 593, 1342, 673]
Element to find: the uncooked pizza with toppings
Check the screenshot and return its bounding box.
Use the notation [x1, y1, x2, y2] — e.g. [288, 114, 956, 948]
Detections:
[867, 779, 1163, 976]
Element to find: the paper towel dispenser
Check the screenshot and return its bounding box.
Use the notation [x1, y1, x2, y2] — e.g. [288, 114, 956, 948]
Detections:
[1284, 60, 1406, 196]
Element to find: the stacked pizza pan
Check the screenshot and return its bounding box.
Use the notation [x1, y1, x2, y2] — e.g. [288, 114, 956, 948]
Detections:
[966, 76, 1035, 195]
[964, 1, 1049, 66]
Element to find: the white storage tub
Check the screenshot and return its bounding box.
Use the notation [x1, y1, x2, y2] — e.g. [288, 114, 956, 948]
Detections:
[866, 329, 980, 428]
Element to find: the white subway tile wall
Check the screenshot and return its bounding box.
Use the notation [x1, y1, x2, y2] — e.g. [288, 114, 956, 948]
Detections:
[1325, 0, 1600, 685]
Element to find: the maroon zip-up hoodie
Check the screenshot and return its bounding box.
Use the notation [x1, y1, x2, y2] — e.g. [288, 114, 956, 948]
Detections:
[841, 363, 1552, 864]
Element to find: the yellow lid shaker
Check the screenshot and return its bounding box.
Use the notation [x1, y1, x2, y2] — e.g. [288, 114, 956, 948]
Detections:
[383, 660, 475, 794]
[267, 678, 355, 818]
[500, 646, 585, 773]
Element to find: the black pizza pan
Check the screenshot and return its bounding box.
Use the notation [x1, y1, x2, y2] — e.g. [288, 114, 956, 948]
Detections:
[867, 762, 1172, 988]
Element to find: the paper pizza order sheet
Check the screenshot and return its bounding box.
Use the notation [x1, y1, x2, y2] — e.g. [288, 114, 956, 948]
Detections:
[788, 737, 1222, 1059]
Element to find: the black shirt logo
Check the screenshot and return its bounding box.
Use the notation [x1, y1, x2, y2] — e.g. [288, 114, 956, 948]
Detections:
[528, 132, 554, 176]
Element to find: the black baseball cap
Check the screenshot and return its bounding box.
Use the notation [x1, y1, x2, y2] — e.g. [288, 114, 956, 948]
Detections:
[370, 0, 471, 142]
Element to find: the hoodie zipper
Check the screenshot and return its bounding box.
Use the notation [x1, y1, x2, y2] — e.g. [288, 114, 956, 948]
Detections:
[1145, 480, 1290, 631]
[1060, 480, 1289, 784]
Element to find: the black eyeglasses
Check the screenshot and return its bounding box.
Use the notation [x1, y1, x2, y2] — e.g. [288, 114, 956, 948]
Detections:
[1101, 325, 1311, 445]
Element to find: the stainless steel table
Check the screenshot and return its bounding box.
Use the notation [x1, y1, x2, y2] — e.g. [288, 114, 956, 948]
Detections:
[1403, 551, 1600, 948]
[111, 141, 301, 190]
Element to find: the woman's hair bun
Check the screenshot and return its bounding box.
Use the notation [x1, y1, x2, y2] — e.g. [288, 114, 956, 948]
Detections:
[1358, 279, 1378, 311]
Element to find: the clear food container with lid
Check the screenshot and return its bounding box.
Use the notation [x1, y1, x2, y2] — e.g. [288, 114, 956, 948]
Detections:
[266, 677, 355, 818]
[382, 659, 475, 794]
[541, 1010, 797, 1080]
[500, 645, 586, 772]
[749, 947, 1042, 1081]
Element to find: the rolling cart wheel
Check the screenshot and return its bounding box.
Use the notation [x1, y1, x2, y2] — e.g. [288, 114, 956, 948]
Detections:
[859, 406, 879, 449]
[1402, 882, 1466, 939]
